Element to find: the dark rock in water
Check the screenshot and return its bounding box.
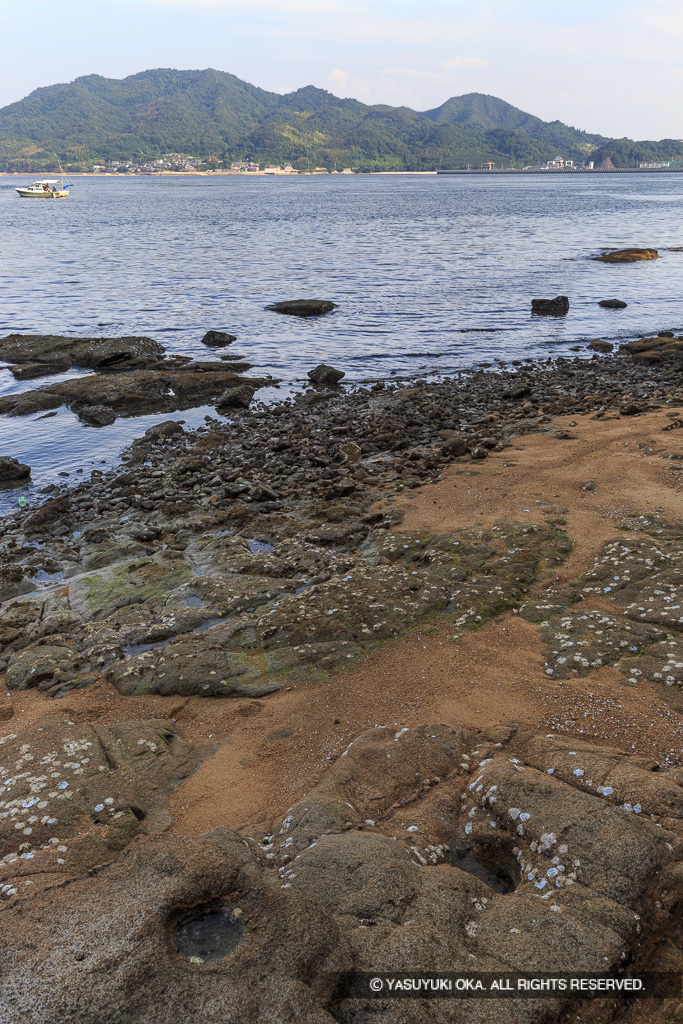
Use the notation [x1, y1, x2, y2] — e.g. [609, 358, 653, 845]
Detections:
[620, 402, 642, 416]
[216, 385, 256, 411]
[531, 296, 569, 315]
[308, 364, 345, 385]
[0, 456, 30, 481]
[598, 298, 627, 309]
[588, 340, 614, 353]
[75, 405, 117, 427]
[0, 334, 165, 371]
[593, 248, 659, 263]
[267, 299, 337, 317]
[201, 330, 237, 347]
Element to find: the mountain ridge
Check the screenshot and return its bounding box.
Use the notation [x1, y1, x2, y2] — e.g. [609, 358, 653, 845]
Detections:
[1, 68, 681, 172]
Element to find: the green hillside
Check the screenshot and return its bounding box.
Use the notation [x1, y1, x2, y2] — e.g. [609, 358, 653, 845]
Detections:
[0, 69, 681, 172]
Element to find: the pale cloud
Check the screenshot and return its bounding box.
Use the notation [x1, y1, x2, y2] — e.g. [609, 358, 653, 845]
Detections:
[438, 56, 491, 70]
[122, 0, 359, 10]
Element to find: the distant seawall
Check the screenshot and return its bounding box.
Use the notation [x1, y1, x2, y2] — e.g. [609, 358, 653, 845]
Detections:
[437, 167, 683, 175]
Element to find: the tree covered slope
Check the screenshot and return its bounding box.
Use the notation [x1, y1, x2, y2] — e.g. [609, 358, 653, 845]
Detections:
[0, 69, 681, 171]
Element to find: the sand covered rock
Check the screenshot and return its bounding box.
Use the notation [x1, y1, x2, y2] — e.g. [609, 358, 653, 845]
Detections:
[522, 518, 683, 711]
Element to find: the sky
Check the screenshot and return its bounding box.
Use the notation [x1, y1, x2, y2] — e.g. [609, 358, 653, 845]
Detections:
[1, 0, 682, 139]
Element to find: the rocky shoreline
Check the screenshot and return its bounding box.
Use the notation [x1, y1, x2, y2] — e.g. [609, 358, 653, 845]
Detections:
[0, 334, 682, 1023]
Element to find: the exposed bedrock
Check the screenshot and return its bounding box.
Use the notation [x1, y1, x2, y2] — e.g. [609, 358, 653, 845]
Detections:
[0, 722, 681, 1023]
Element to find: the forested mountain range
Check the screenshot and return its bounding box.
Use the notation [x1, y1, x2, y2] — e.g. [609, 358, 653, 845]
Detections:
[1, 68, 681, 172]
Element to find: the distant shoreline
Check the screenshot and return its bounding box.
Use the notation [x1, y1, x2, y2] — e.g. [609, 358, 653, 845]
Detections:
[2, 168, 682, 178]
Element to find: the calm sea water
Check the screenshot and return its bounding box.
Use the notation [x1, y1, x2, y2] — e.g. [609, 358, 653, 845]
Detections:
[0, 172, 681, 510]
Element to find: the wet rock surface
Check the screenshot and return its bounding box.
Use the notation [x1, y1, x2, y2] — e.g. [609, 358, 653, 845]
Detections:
[308, 364, 346, 385]
[620, 333, 683, 365]
[0, 334, 166, 371]
[598, 299, 628, 309]
[0, 367, 272, 418]
[0, 352, 681, 701]
[1, 722, 681, 1023]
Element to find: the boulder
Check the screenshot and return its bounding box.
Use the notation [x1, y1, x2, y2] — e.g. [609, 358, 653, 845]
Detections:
[75, 404, 117, 427]
[440, 435, 469, 457]
[200, 330, 237, 347]
[598, 298, 627, 308]
[593, 248, 659, 263]
[531, 296, 569, 315]
[588, 340, 614, 353]
[267, 299, 337, 317]
[0, 456, 30, 482]
[144, 419, 185, 440]
[216, 385, 256, 411]
[307, 364, 345, 385]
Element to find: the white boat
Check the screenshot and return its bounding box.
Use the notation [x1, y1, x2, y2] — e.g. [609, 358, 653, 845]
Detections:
[15, 178, 71, 199]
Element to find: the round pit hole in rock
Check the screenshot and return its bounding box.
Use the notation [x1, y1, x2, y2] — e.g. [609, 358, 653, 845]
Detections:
[451, 846, 518, 895]
[173, 904, 245, 964]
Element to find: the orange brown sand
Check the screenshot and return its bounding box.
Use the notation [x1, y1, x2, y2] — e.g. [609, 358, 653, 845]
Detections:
[5, 410, 682, 840]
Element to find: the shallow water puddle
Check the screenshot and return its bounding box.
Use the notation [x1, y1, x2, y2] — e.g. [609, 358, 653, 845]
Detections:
[451, 847, 516, 895]
[173, 905, 245, 964]
[192, 617, 224, 634]
[246, 539, 274, 554]
[123, 637, 172, 657]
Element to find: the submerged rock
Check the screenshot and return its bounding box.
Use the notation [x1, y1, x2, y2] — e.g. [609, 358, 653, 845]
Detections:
[531, 296, 569, 315]
[267, 299, 337, 317]
[593, 248, 659, 263]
